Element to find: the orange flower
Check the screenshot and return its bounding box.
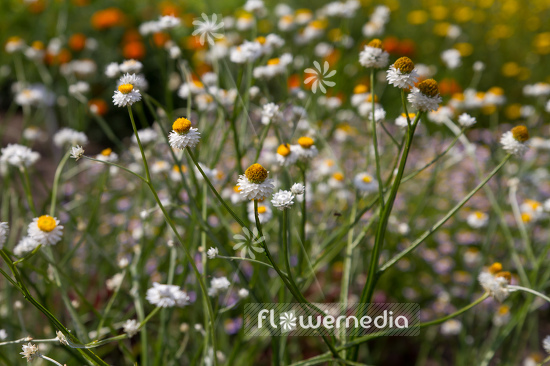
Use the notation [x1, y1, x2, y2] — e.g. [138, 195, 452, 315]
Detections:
[28, 0, 45, 13]
[288, 74, 301, 89]
[68, 33, 87, 52]
[439, 78, 462, 96]
[382, 36, 400, 54]
[159, 1, 182, 17]
[186, 35, 206, 50]
[152, 32, 170, 48]
[88, 99, 108, 116]
[398, 39, 416, 57]
[123, 41, 146, 59]
[91, 8, 125, 30]
[123, 29, 142, 44]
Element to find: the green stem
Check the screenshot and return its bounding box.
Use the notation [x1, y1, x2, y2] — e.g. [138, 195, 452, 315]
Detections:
[370, 68, 385, 209]
[50, 150, 71, 216]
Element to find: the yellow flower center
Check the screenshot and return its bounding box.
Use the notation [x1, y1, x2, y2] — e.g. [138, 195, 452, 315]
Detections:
[366, 94, 378, 103]
[192, 80, 204, 88]
[488, 262, 503, 274]
[367, 39, 383, 49]
[418, 79, 439, 97]
[474, 211, 485, 219]
[298, 136, 314, 149]
[245, 163, 268, 184]
[309, 20, 326, 29]
[488, 86, 504, 95]
[401, 113, 415, 119]
[37, 215, 57, 232]
[354, 84, 368, 94]
[173, 118, 192, 133]
[521, 212, 532, 223]
[495, 271, 511, 283]
[267, 58, 280, 65]
[326, 159, 335, 167]
[233, 185, 241, 193]
[118, 84, 134, 94]
[101, 148, 112, 156]
[277, 143, 291, 157]
[511, 125, 529, 142]
[172, 165, 187, 173]
[362, 175, 373, 183]
[32, 41, 44, 50]
[257, 206, 267, 214]
[393, 57, 415, 73]
[333, 172, 344, 181]
[497, 305, 510, 315]
[256, 36, 266, 45]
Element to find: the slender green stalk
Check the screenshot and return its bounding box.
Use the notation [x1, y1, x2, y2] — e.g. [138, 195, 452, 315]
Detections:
[508, 285, 550, 303]
[50, 150, 71, 216]
[370, 68, 385, 209]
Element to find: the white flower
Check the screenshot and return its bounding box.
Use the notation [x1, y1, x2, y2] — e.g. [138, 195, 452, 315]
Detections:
[261, 103, 281, 125]
[478, 270, 510, 302]
[168, 118, 201, 150]
[13, 237, 39, 256]
[237, 164, 274, 200]
[293, 137, 319, 161]
[208, 276, 231, 297]
[247, 201, 273, 223]
[407, 80, 442, 112]
[119, 59, 143, 74]
[0, 222, 8, 249]
[543, 335, 550, 354]
[367, 107, 386, 122]
[113, 81, 141, 107]
[440, 319, 462, 336]
[238, 288, 249, 298]
[232, 227, 266, 259]
[473, 61, 485, 72]
[54, 128, 88, 147]
[68, 81, 90, 96]
[28, 215, 63, 246]
[1, 144, 40, 168]
[146, 282, 190, 308]
[466, 211, 488, 228]
[70, 146, 85, 161]
[105, 62, 120, 78]
[290, 183, 305, 195]
[106, 273, 124, 291]
[158, 15, 181, 30]
[123, 319, 141, 337]
[395, 113, 416, 128]
[386, 56, 419, 89]
[271, 190, 295, 210]
[0, 329, 7, 340]
[20, 342, 40, 362]
[359, 42, 389, 69]
[244, 0, 265, 13]
[458, 113, 476, 127]
[500, 126, 530, 156]
[207, 247, 218, 259]
[192, 13, 225, 46]
[229, 41, 262, 64]
[441, 49, 462, 69]
[353, 173, 378, 193]
[304, 61, 336, 94]
[276, 144, 298, 166]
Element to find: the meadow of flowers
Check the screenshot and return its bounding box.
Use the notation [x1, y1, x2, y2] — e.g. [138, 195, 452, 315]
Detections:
[2, 0, 550, 364]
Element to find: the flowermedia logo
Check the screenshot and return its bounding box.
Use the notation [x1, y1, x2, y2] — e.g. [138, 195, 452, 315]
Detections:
[245, 303, 419, 337]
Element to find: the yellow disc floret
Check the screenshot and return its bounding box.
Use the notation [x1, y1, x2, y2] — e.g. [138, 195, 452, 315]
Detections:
[354, 84, 368, 94]
[418, 79, 439, 97]
[362, 175, 373, 183]
[393, 57, 415, 74]
[101, 148, 112, 156]
[495, 271, 512, 283]
[333, 172, 344, 181]
[298, 136, 314, 149]
[511, 125, 529, 142]
[488, 262, 503, 274]
[118, 84, 134, 94]
[367, 39, 383, 49]
[277, 143, 291, 156]
[37, 215, 57, 232]
[257, 206, 267, 214]
[267, 58, 280, 65]
[173, 118, 192, 134]
[245, 163, 268, 184]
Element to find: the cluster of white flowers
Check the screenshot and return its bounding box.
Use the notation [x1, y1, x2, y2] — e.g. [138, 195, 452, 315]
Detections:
[261, 103, 282, 125]
[253, 53, 293, 79]
[53, 128, 88, 147]
[123, 319, 141, 337]
[478, 264, 511, 302]
[362, 5, 390, 37]
[0, 144, 40, 168]
[208, 276, 231, 296]
[146, 282, 190, 308]
[105, 59, 144, 78]
[139, 15, 181, 36]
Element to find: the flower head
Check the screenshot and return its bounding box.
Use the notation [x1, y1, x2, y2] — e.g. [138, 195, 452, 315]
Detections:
[500, 125, 529, 156]
[290, 183, 305, 195]
[192, 13, 225, 46]
[168, 118, 201, 149]
[20, 342, 40, 362]
[478, 263, 511, 302]
[0, 144, 40, 168]
[146, 282, 190, 308]
[207, 247, 218, 259]
[237, 164, 274, 200]
[123, 319, 141, 337]
[271, 190, 295, 210]
[112, 73, 142, 107]
[386, 57, 419, 89]
[353, 172, 378, 193]
[28, 215, 63, 246]
[208, 276, 231, 297]
[359, 39, 389, 68]
[407, 79, 442, 112]
[458, 113, 477, 127]
[70, 146, 85, 161]
[293, 137, 319, 161]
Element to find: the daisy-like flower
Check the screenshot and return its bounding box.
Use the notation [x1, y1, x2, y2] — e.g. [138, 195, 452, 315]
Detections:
[276, 143, 298, 166]
[386, 57, 419, 89]
[359, 39, 389, 69]
[441, 49, 461, 69]
[28, 215, 63, 246]
[500, 125, 530, 156]
[237, 163, 274, 200]
[458, 113, 477, 127]
[466, 211, 488, 228]
[54, 128, 88, 147]
[271, 190, 295, 210]
[395, 113, 416, 128]
[0, 222, 8, 249]
[119, 59, 143, 74]
[290, 183, 305, 195]
[208, 276, 231, 297]
[0, 144, 40, 168]
[123, 319, 140, 338]
[407, 79, 442, 112]
[20, 342, 40, 362]
[146, 282, 190, 308]
[247, 201, 273, 223]
[105, 62, 120, 78]
[96, 148, 118, 162]
[207, 247, 218, 259]
[440, 319, 462, 336]
[238, 288, 249, 298]
[168, 118, 201, 150]
[353, 172, 378, 193]
[158, 15, 181, 30]
[478, 262, 511, 302]
[294, 136, 319, 161]
[261, 103, 282, 125]
[192, 13, 225, 46]
[543, 335, 550, 354]
[112, 75, 142, 107]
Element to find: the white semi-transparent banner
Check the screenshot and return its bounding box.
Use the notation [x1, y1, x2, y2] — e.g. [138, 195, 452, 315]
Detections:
[244, 303, 420, 337]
